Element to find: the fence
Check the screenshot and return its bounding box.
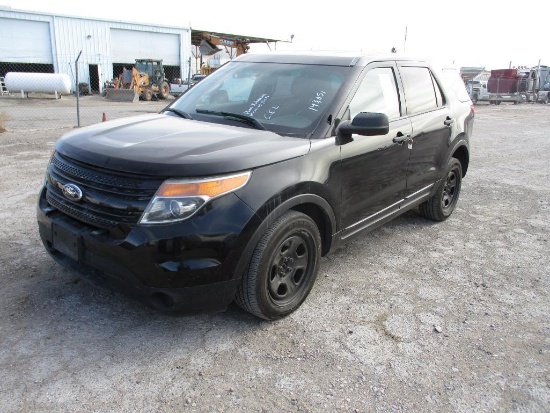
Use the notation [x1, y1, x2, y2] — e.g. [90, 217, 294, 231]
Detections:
[0, 59, 180, 132]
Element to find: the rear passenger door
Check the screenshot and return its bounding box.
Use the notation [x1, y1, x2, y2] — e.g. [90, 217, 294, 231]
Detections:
[397, 64, 452, 196]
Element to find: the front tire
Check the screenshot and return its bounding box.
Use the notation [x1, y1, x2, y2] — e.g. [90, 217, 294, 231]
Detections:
[158, 81, 170, 99]
[418, 157, 462, 222]
[141, 89, 153, 101]
[235, 210, 321, 320]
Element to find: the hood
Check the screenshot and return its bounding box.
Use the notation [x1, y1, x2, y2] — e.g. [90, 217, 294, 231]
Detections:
[55, 113, 311, 176]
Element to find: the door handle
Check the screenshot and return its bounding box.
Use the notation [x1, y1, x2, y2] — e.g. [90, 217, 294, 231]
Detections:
[392, 132, 410, 144]
[444, 117, 454, 126]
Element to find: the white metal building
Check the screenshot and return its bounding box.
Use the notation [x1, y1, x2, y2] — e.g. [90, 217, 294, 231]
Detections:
[0, 6, 192, 93]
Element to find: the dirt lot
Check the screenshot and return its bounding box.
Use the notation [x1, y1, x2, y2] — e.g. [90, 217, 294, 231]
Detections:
[0, 100, 548, 412]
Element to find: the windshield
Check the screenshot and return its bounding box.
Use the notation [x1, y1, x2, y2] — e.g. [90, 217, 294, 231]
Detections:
[169, 61, 349, 137]
[135, 61, 149, 73]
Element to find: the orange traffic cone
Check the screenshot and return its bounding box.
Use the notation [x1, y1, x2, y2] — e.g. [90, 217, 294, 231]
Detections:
[102, 112, 107, 122]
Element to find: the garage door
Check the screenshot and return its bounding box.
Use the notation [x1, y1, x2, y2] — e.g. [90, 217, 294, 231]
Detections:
[0, 18, 52, 63]
[111, 29, 180, 66]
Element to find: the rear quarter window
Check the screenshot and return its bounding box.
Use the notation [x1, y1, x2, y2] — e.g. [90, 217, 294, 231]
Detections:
[441, 68, 472, 103]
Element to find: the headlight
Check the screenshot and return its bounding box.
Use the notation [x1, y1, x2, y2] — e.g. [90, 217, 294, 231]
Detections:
[139, 171, 251, 224]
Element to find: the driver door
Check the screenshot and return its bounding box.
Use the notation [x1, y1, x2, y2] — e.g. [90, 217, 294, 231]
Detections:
[340, 64, 411, 237]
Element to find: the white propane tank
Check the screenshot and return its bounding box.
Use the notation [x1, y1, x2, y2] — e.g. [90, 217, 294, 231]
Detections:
[5, 72, 72, 95]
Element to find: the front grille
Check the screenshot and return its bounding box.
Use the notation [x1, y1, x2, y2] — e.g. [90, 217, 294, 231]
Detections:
[46, 152, 165, 228]
[51, 154, 144, 190]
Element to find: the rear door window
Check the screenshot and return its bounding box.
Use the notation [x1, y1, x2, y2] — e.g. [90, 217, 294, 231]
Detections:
[400, 66, 442, 114]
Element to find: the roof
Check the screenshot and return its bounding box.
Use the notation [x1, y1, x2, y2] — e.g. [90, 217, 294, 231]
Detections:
[460, 67, 487, 81]
[234, 50, 440, 67]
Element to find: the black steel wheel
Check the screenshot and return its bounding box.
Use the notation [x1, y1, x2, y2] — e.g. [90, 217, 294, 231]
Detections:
[418, 157, 462, 222]
[235, 210, 321, 320]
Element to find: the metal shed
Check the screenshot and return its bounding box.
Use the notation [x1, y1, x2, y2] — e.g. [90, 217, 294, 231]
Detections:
[0, 6, 282, 95]
[0, 6, 192, 94]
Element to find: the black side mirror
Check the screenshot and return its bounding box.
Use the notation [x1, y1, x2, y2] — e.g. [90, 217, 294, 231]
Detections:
[337, 112, 389, 137]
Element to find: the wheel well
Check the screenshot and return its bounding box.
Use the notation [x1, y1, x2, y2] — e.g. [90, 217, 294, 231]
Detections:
[452, 145, 469, 177]
[291, 203, 332, 256]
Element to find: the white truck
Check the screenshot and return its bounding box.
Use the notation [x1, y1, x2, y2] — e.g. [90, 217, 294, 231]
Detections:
[466, 72, 490, 104]
[535, 66, 550, 104]
[170, 74, 207, 97]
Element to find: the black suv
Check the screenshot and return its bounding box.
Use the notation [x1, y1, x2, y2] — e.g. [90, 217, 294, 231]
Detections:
[37, 51, 474, 320]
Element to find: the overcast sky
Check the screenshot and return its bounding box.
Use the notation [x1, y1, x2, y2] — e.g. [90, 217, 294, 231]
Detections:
[2, 0, 548, 70]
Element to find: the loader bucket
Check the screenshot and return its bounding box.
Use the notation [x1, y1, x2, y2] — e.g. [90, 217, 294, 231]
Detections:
[104, 88, 139, 102]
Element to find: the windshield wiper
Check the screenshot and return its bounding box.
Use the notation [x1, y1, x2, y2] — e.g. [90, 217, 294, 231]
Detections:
[195, 109, 266, 130]
[164, 108, 193, 120]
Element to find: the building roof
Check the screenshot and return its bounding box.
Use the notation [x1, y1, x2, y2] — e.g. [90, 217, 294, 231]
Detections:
[191, 30, 281, 47]
[191, 30, 282, 56]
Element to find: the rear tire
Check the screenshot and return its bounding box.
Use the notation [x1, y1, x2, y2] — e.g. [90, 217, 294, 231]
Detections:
[418, 157, 462, 222]
[235, 210, 321, 320]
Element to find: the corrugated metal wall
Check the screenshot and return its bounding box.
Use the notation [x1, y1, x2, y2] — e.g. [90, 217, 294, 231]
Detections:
[110, 29, 181, 65]
[0, 7, 191, 93]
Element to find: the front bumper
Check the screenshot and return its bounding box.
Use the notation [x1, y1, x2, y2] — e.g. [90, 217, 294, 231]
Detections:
[37, 186, 257, 313]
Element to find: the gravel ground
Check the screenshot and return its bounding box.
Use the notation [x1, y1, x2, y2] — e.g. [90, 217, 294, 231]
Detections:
[0, 99, 548, 412]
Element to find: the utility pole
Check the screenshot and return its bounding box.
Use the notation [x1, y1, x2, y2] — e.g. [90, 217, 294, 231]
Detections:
[75, 50, 82, 128]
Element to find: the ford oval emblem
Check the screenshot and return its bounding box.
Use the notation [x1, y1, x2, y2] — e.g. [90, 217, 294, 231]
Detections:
[62, 183, 83, 201]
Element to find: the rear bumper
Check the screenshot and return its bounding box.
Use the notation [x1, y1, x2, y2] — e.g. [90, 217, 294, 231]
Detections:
[37, 186, 256, 313]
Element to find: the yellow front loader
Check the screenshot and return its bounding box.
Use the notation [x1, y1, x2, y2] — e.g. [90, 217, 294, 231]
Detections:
[105, 59, 170, 102]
